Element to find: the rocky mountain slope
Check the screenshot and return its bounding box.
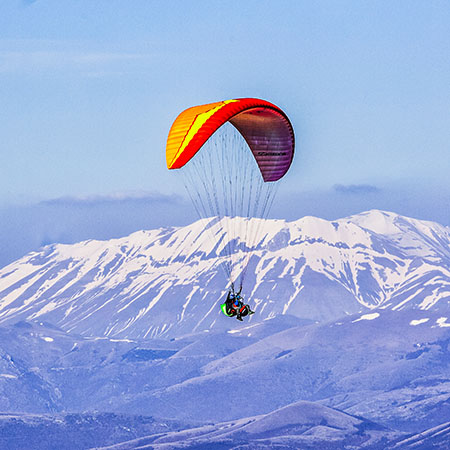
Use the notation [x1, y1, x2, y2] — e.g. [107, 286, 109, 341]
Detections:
[0, 312, 448, 448]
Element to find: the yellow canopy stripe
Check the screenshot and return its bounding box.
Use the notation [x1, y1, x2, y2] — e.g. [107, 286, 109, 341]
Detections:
[166, 100, 237, 169]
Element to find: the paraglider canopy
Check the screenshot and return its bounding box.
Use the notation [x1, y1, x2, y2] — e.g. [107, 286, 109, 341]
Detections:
[166, 98, 295, 182]
[165, 98, 295, 289]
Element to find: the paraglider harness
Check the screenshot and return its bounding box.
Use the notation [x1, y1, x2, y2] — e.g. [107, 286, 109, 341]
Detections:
[221, 285, 253, 321]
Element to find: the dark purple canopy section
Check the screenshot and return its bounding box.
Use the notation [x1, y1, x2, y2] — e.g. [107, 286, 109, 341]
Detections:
[229, 107, 295, 182]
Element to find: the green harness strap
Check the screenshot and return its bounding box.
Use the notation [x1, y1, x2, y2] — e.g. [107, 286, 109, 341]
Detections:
[220, 303, 233, 317]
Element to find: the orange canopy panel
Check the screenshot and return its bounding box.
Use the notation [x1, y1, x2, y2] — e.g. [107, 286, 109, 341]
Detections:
[166, 98, 295, 182]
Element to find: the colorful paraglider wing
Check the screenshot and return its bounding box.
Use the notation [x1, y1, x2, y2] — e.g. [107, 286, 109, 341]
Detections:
[166, 98, 294, 182]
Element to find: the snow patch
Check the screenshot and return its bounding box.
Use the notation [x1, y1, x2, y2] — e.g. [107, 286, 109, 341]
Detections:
[410, 318, 430, 326]
[228, 323, 260, 334]
[436, 317, 450, 328]
[352, 312, 380, 322]
[282, 284, 304, 314]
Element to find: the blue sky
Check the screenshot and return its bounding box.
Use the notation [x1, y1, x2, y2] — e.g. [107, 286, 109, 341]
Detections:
[1, 0, 449, 266]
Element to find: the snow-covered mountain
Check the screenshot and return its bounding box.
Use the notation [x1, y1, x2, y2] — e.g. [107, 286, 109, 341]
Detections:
[1, 209, 448, 448]
[0, 210, 449, 338]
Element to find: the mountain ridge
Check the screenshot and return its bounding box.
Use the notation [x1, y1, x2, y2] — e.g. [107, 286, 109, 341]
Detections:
[0, 209, 449, 338]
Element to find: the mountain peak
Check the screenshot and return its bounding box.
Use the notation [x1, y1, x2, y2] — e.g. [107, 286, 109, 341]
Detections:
[0, 211, 448, 338]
